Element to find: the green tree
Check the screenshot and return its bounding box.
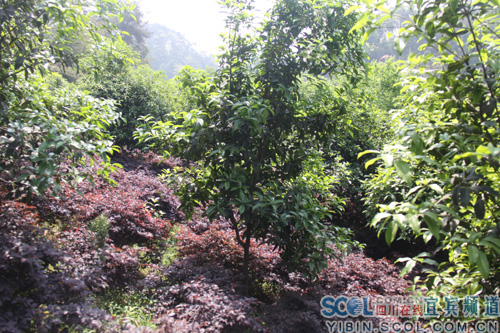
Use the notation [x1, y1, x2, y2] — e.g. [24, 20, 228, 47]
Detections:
[81, 57, 194, 147]
[358, 0, 500, 301]
[0, 0, 130, 198]
[136, 0, 364, 284]
[116, 0, 151, 59]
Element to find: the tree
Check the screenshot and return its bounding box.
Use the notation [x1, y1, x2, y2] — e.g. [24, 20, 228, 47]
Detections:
[116, 0, 151, 59]
[358, 0, 500, 303]
[80, 48, 195, 147]
[136, 0, 364, 285]
[0, 0, 130, 198]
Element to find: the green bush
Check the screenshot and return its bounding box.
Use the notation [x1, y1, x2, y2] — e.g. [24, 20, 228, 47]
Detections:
[299, 60, 403, 193]
[94, 288, 157, 329]
[358, 0, 500, 304]
[0, 0, 131, 199]
[79, 42, 194, 147]
[0, 74, 120, 198]
[88, 214, 110, 249]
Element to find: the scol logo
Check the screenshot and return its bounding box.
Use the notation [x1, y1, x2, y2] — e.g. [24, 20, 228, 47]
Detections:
[320, 296, 374, 318]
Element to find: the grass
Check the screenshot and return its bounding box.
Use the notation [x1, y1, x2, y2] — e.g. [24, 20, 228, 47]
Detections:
[93, 288, 157, 329]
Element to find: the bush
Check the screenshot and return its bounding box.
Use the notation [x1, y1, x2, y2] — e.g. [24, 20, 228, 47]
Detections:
[0, 201, 110, 331]
[79, 45, 195, 147]
[0, 151, 182, 331]
[88, 214, 110, 249]
[0, 74, 120, 199]
[358, 0, 500, 305]
[0, 0, 130, 200]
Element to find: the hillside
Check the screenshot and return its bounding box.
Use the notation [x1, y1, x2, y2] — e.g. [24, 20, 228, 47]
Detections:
[145, 23, 216, 78]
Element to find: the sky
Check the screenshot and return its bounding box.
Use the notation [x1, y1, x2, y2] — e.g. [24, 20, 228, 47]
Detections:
[137, 0, 273, 55]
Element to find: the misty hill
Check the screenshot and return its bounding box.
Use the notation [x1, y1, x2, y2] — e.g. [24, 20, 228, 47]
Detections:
[145, 23, 216, 78]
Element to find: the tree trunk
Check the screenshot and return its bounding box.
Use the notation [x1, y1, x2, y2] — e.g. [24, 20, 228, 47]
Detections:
[243, 236, 250, 293]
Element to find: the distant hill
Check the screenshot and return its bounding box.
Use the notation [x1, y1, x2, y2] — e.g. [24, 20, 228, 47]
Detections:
[145, 23, 216, 78]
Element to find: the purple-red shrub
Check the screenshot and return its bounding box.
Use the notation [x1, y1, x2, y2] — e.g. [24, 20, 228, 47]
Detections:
[113, 147, 185, 174]
[321, 251, 410, 297]
[0, 153, 180, 331]
[0, 150, 414, 332]
[177, 215, 281, 277]
[0, 201, 112, 332]
[35, 157, 181, 247]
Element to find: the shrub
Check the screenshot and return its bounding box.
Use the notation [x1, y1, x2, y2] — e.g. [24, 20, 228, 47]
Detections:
[0, 75, 121, 199]
[0, 201, 111, 331]
[88, 214, 110, 249]
[0, 0, 131, 199]
[357, 0, 500, 306]
[79, 46, 195, 147]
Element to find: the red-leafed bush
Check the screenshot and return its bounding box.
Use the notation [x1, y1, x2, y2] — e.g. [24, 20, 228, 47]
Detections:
[35, 157, 180, 247]
[157, 206, 412, 332]
[112, 147, 186, 175]
[177, 214, 281, 277]
[0, 202, 112, 332]
[321, 252, 410, 297]
[153, 258, 265, 332]
[0, 152, 181, 331]
[0, 150, 414, 332]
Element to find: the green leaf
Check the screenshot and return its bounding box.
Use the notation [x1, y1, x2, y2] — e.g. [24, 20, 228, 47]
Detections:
[350, 12, 369, 32]
[372, 212, 391, 226]
[423, 231, 433, 244]
[422, 258, 438, 266]
[407, 214, 421, 234]
[482, 237, 500, 249]
[468, 245, 479, 264]
[429, 183, 444, 194]
[399, 258, 417, 276]
[394, 160, 412, 184]
[474, 199, 485, 219]
[423, 212, 440, 239]
[477, 250, 489, 279]
[452, 186, 460, 206]
[460, 188, 471, 207]
[344, 5, 361, 16]
[410, 133, 424, 156]
[16, 173, 30, 182]
[365, 157, 381, 169]
[15, 56, 25, 70]
[381, 153, 394, 166]
[385, 221, 398, 245]
[358, 150, 379, 159]
[395, 36, 406, 55]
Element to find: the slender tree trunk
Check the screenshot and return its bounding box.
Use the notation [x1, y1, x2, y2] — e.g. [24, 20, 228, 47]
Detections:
[242, 237, 250, 293]
[229, 213, 251, 293]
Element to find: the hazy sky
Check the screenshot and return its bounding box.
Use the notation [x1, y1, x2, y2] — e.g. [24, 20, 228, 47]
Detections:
[137, 0, 273, 55]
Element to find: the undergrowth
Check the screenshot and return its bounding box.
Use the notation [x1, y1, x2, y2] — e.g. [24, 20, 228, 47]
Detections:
[94, 288, 157, 329]
[0, 150, 411, 332]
